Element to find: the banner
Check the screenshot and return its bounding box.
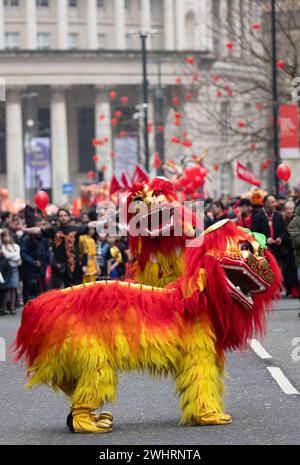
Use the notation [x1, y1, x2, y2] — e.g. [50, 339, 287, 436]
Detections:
[280, 104, 299, 159]
[236, 161, 261, 187]
[25, 137, 52, 189]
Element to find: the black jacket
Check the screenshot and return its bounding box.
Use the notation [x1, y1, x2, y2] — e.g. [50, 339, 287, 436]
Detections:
[252, 209, 288, 261]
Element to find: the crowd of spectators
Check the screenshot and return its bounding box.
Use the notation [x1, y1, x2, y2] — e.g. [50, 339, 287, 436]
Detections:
[1, 191, 300, 315]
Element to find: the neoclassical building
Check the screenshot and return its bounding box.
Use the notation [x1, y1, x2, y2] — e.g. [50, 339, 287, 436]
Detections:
[0, 0, 265, 204]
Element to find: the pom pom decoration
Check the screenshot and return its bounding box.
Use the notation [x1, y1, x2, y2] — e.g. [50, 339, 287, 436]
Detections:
[34, 191, 49, 210]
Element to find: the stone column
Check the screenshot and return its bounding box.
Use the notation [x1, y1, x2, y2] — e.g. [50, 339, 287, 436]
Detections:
[25, 0, 37, 49]
[164, 0, 174, 50]
[175, 0, 185, 50]
[115, 0, 126, 50]
[95, 89, 112, 181]
[51, 87, 69, 204]
[6, 88, 25, 200]
[57, 0, 68, 49]
[141, 0, 151, 49]
[87, 0, 98, 49]
[0, 0, 4, 50]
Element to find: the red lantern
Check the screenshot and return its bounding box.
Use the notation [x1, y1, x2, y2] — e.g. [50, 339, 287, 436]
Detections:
[34, 191, 49, 210]
[186, 56, 195, 65]
[238, 120, 245, 128]
[175, 76, 182, 84]
[115, 110, 123, 119]
[185, 92, 193, 102]
[192, 72, 199, 81]
[226, 41, 234, 49]
[88, 170, 95, 179]
[172, 96, 180, 106]
[182, 140, 193, 148]
[157, 125, 164, 132]
[277, 60, 285, 70]
[174, 112, 181, 119]
[120, 96, 129, 104]
[261, 162, 268, 170]
[173, 120, 181, 127]
[250, 143, 257, 150]
[213, 164, 219, 171]
[111, 118, 118, 127]
[119, 130, 127, 138]
[252, 22, 261, 30]
[109, 90, 117, 99]
[92, 155, 98, 163]
[171, 136, 180, 144]
[277, 163, 291, 182]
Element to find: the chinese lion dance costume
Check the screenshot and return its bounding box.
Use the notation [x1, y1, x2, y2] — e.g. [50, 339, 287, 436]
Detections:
[15, 220, 281, 433]
[127, 176, 196, 287]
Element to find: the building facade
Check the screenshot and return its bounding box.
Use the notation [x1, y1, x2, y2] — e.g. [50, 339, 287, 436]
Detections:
[0, 0, 267, 204]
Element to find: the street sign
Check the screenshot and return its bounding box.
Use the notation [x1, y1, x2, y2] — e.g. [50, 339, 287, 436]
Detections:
[63, 183, 75, 195]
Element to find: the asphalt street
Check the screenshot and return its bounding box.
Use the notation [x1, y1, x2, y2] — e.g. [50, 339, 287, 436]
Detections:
[0, 299, 299, 445]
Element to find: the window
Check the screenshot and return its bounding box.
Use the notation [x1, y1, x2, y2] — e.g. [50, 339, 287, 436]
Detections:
[97, 0, 105, 8]
[36, 0, 49, 6]
[68, 33, 79, 49]
[69, 0, 78, 7]
[5, 32, 20, 50]
[98, 33, 106, 49]
[78, 108, 95, 173]
[37, 33, 50, 50]
[4, 0, 19, 6]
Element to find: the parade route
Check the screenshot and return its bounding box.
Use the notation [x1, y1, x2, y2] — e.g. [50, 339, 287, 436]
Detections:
[0, 299, 299, 446]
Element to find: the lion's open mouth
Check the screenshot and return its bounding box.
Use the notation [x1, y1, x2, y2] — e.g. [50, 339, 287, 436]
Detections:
[220, 256, 272, 310]
[135, 204, 175, 237]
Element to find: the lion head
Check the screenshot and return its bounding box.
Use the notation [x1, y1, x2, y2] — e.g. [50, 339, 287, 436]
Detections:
[181, 220, 282, 352]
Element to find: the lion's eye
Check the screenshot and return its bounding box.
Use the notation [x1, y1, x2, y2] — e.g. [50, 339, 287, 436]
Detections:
[239, 241, 254, 253]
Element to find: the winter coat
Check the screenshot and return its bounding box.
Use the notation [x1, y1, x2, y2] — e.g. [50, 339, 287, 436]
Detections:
[288, 205, 300, 266]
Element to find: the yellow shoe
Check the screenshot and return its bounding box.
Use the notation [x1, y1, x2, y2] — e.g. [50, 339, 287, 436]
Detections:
[91, 410, 113, 424]
[71, 408, 113, 434]
[194, 412, 232, 426]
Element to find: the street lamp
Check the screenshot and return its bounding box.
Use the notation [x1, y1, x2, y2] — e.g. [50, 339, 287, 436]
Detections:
[271, 0, 280, 196]
[127, 29, 160, 173]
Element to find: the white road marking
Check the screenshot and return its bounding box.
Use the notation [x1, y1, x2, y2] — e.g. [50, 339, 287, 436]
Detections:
[267, 367, 299, 395]
[249, 339, 272, 359]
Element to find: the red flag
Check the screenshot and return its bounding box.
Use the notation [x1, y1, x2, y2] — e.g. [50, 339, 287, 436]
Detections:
[236, 161, 261, 187]
[121, 171, 132, 189]
[131, 164, 149, 184]
[109, 175, 122, 196]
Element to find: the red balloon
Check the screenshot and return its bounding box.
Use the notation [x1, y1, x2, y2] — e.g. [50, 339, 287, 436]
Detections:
[34, 191, 49, 210]
[193, 176, 204, 188]
[172, 96, 180, 106]
[174, 112, 181, 119]
[109, 90, 117, 99]
[276, 164, 291, 182]
[277, 60, 285, 70]
[120, 96, 129, 104]
[252, 22, 261, 30]
[180, 175, 189, 186]
[186, 56, 195, 65]
[184, 184, 194, 195]
[226, 41, 234, 49]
